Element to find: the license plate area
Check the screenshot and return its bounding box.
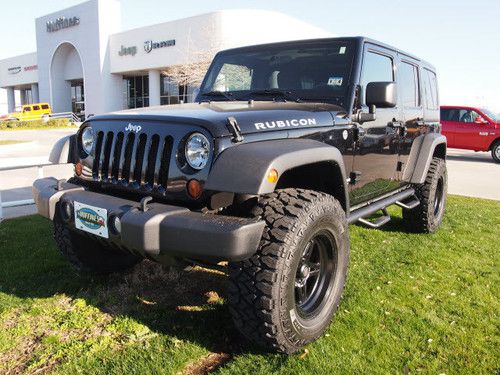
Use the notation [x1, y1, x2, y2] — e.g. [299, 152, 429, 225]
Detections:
[74, 201, 109, 238]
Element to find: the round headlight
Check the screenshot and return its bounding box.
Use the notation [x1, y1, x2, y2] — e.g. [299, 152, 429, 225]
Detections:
[185, 133, 210, 170]
[81, 126, 94, 155]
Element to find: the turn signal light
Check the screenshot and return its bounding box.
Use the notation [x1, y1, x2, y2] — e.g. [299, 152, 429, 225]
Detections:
[267, 169, 279, 184]
[187, 179, 203, 199]
[75, 162, 83, 176]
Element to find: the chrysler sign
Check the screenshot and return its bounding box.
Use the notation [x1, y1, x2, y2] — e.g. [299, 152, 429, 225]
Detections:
[144, 39, 176, 53]
[46, 16, 80, 32]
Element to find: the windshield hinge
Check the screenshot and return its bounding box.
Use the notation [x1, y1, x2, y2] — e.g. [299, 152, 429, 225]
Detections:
[226, 116, 244, 143]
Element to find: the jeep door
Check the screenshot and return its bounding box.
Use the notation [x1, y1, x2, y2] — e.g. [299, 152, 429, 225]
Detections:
[396, 58, 425, 170]
[350, 44, 402, 206]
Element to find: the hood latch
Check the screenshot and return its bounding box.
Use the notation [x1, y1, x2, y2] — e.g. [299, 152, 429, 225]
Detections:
[226, 116, 244, 143]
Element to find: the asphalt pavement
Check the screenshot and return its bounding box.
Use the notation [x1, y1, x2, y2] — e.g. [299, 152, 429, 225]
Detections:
[0, 129, 499, 221]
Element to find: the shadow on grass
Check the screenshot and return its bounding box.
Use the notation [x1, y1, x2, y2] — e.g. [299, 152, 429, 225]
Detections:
[0, 216, 261, 356]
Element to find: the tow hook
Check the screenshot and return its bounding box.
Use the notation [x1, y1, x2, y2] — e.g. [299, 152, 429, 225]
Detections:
[139, 196, 153, 212]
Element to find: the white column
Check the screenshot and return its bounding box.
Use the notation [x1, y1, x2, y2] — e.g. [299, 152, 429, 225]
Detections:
[7, 87, 15, 113]
[148, 69, 161, 107]
[20, 90, 27, 105]
[31, 83, 40, 103]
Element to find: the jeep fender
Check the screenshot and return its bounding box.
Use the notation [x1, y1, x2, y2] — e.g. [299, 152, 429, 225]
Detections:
[205, 139, 348, 209]
[403, 133, 447, 184]
[49, 135, 77, 164]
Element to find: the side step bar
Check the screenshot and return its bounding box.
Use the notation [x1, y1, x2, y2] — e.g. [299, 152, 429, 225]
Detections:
[348, 188, 419, 227]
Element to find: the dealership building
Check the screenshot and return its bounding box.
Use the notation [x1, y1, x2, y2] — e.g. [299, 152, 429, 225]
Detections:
[0, 0, 331, 119]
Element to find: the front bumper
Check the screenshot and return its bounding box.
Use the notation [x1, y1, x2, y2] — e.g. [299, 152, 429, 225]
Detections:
[33, 178, 265, 262]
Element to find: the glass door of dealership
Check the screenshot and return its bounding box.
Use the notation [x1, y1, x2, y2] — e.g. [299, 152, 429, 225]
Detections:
[71, 80, 85, 120]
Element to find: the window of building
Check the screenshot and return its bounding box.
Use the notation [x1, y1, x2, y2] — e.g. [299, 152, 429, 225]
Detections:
[361, 51, 394, 103]
[399, 62, 419, 107]
[160, 75, 198, 105]
[71, 80, 85, 119]
[160, 75, 180, 105]
[124, 75, 149, 109]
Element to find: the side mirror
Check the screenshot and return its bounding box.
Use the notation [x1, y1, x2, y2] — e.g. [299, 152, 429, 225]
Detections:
[474, 116, 489, 125]
[366, 82, 397, 108]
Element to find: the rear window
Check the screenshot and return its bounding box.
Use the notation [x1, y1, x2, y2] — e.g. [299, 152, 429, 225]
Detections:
[399, 62, 420, 107]
[422, 69, 438, 110]
[41, 104, 49, 110]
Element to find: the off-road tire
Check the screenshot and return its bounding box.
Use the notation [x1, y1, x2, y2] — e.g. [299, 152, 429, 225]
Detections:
[403, 157, 447, 233]
[228, 189, 350, 354]
[53, 213, 142, 274]
[491, 140, 500, 163]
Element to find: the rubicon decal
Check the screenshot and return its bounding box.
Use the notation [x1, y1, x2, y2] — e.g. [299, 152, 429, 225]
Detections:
[255, 118, 317, 130]
[76, 208, 105, 230]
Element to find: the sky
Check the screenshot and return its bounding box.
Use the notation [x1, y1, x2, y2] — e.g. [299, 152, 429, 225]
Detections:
[0, 0, 499, 113]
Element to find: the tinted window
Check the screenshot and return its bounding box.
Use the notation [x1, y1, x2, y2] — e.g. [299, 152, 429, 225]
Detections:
[440, 108, 451, 121]
[399, 62, 419, 107]
[423, 69, 438, 109]
[361, 51, 394, 104]
[23, 107, 31, 112]
[41, 104, 49, 109]
[457, 109, 481, 123]
[361, 52, 394, 84]
[32, 105, 40, 110]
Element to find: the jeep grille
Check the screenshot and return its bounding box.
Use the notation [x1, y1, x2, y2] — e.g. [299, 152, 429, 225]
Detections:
[91, 131, 173, 189]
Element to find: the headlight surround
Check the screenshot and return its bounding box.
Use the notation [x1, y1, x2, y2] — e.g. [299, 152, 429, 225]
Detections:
[185, 133, 210, 170]
[81, 126, 94, 156]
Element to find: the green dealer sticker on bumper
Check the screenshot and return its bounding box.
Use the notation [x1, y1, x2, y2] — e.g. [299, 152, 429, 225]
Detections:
[74, 201, 109, 238]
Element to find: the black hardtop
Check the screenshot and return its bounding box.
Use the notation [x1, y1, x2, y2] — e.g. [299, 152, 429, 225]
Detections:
[217, 36, 436, 72]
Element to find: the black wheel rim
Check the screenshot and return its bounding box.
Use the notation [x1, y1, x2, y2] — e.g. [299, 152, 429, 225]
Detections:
[434, 176, 445, 217]
[295, 230, 336, 317]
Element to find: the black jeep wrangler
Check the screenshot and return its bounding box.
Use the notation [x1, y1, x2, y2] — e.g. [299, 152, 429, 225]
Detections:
[33, 37, 447, 354]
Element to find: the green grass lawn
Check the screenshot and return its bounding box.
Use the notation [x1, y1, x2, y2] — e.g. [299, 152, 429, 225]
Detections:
[0, 195, 498, 374]
[0, 118, 78, 131]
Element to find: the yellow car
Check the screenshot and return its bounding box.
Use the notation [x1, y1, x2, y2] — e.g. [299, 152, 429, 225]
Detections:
[6, 103, 52, 121]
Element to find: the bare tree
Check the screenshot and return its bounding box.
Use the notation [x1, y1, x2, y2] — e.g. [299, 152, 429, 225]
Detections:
[162, 23, 221, 101]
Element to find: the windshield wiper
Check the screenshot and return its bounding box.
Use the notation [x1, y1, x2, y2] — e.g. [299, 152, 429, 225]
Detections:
[245, 89, 302, 103]
[200, 90, 236, 101]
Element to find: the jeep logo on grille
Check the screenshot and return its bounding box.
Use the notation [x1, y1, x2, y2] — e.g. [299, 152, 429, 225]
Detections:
[125, 123, 142, 133]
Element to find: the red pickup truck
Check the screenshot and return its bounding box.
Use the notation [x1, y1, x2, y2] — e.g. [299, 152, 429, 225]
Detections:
[440, 105, 500, 163]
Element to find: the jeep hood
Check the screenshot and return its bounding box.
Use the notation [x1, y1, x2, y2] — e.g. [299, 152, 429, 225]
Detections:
[90, 101, 347, 138]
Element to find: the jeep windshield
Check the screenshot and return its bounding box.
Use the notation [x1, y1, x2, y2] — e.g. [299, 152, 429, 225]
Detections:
[199, 40, 355, 107]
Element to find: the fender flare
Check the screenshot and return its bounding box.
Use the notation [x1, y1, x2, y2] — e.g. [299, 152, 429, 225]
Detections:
[49, 135, 77, 164]
[403, 133, 447, 184]
[205, 138, 348, 206]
